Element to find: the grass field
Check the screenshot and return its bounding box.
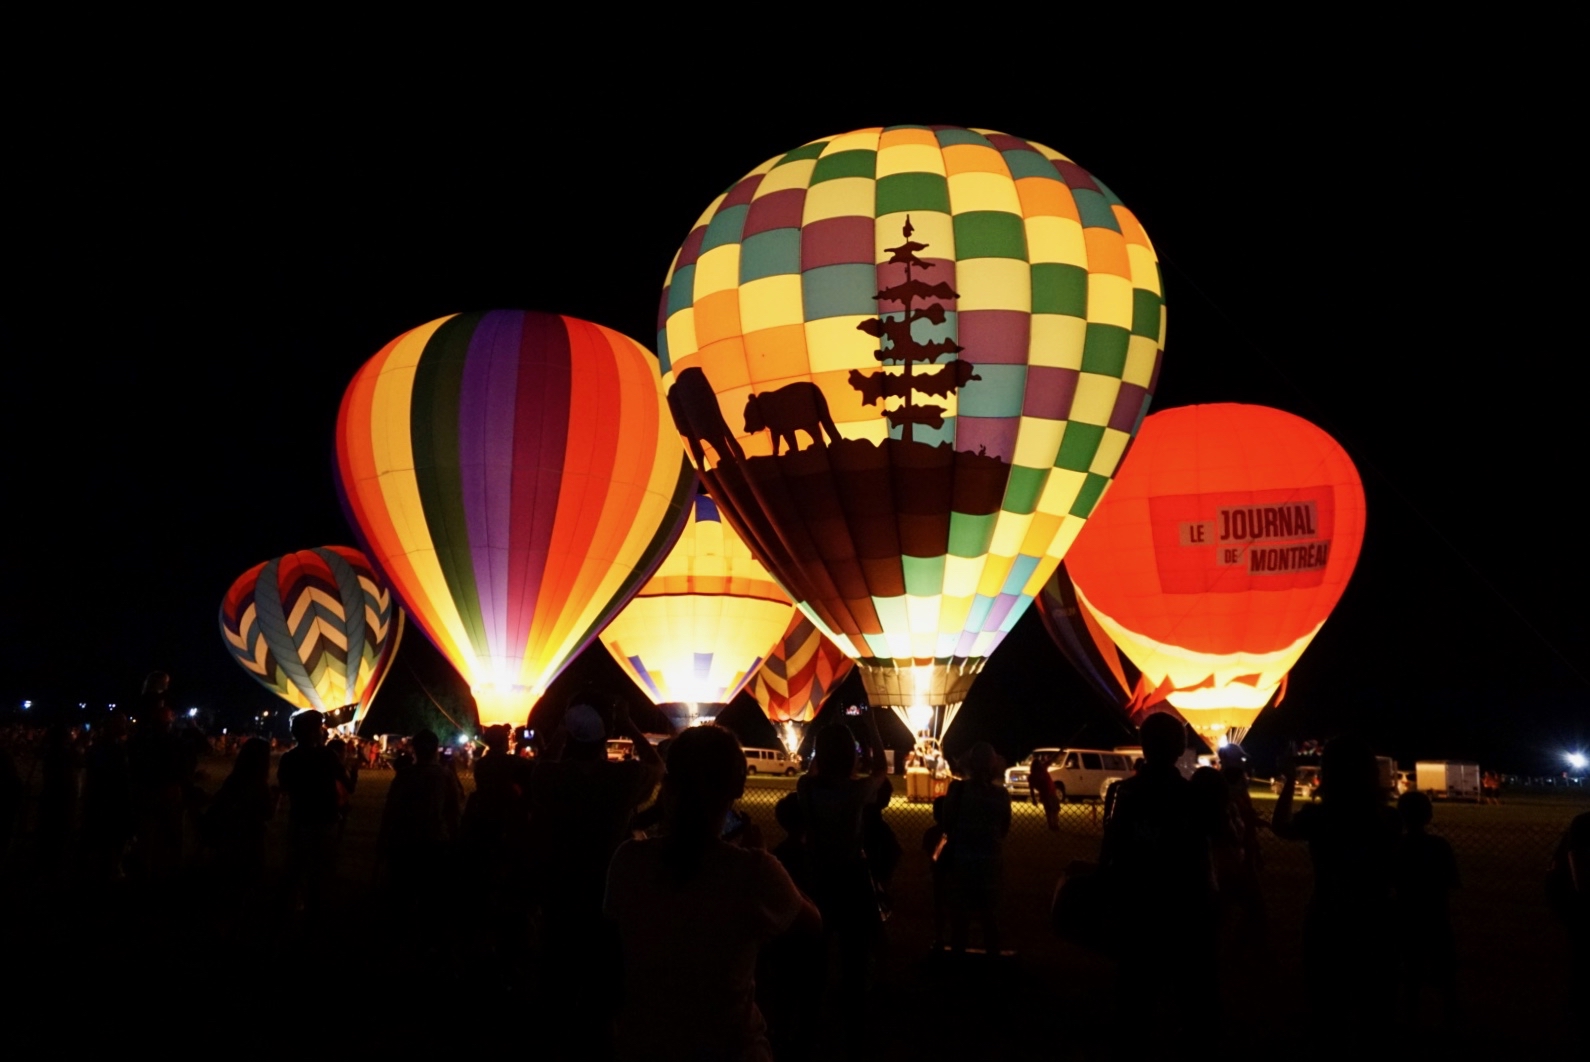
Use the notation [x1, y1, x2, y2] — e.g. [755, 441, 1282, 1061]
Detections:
[2, 756, 1581, 1052]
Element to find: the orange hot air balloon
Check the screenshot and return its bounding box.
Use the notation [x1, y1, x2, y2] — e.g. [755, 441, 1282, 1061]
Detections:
[1062, 404, 1365, 747]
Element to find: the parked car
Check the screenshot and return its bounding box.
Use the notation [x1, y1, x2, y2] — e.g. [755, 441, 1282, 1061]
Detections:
[743, 747, 801, 776]
[1006, 748, 1135, 803]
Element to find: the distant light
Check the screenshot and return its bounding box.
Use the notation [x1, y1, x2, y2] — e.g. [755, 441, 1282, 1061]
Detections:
[21, 700, 31, 710]
[187, 708, 199, 718]
[108, 703, 116, 709]
[457, 734, 469, 745]
[1568, 752, 1588, 770]
[78, 703, 86, 709]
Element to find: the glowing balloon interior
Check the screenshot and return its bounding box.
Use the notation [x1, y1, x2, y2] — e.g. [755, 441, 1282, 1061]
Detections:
[602, 493, 795, 709]
[659, 126, 1165, 724]
[1063, 404, 1366, 745]
[335, 310, 695, 726]
[220, 546, 402, 724]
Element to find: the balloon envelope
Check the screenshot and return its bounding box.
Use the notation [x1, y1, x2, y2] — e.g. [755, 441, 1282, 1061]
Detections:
[220, 545, 401, 724]
[749, 613, 855, 726]
[1063, 403, 1366, 744]
[601, 493, 794, 709]
[335, 310, 695, 726]
[658, 126, 1164, 721]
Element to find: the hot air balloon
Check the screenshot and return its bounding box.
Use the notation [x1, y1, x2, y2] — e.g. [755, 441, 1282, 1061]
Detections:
[658, 126, 1165, 739]
[749, 613, 855, 753]
[600, 493, 795, 729]
[334, 311, 695, 727]
[1034, 559, 1140, 712]
[219, 545, 403, 727]
[1062, 403, 1366, 748]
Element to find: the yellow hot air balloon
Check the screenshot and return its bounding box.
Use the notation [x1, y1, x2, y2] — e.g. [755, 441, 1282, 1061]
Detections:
[659, 126, 1165, 738]
[600, 494, 796, 727]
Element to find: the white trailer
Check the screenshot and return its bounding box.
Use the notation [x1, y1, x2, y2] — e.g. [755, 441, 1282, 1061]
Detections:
[1414, 761, 1482, 801]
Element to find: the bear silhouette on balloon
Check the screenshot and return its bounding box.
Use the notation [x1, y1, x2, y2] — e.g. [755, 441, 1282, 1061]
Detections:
[743, 382, 841, 456]
[668, 367, 745, 467]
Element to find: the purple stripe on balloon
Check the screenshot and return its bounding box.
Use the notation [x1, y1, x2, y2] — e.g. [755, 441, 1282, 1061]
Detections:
[984, 593, 1019, 631]
[953, 629, 979, 657]
[505, 313, 573, 667]
[459, 311, 524, 671]
[1023, 366, 1079, 419]
[1109, 383, 1149, 433]
[957, 310, 1028, 365]
[953, 415, 1019, 463]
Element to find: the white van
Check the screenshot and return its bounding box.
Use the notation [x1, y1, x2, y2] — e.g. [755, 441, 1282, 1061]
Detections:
[1006, 748, 1135, 802]
[744, 747, 801, 776]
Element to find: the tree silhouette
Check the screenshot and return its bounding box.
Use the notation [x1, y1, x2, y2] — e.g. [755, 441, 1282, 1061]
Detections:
[853, 217, 980, 443]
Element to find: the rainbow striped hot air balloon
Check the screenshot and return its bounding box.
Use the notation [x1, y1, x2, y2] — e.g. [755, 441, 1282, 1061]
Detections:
[600, 493, 795, 727]
[749, 613, 855, 752]
[335, 310, 695, 726]
[659, 126, 1165, 738]
[220, 546, 402, 725]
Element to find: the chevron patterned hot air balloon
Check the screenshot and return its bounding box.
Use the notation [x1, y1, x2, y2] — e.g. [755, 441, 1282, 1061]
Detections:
[749, 613, 854, 752]
[335, 310, 695, 726]
[220, 545, 403, 725]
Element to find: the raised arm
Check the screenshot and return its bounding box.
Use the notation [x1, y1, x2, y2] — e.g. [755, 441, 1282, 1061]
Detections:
[614, 701, 662, 768]
[1270, 746, 1303, 840]
[862, 708, 888, 779]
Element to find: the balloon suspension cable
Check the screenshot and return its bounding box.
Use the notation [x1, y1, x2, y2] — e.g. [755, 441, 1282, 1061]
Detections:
[405, 663, 466, 735]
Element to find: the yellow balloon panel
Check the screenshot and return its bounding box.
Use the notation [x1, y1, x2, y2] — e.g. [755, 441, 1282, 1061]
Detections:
[601, 494, 794, 705]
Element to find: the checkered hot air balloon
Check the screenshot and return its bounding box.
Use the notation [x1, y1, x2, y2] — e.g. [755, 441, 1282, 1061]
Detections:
[600, 493, 795, 727]
[334, 311, 695, 727]
[1062, 404, 1367, 749]
[659, 126, 1165, 738]
[219, 546, 403, 725]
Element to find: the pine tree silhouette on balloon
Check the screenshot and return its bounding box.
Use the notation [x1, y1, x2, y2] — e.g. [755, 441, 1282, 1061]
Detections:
[852, 216, 981, 443]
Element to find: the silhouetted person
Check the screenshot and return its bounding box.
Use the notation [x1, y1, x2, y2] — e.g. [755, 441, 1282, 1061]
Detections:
[276, 710, 348, 928]
[1273, 735, 1401, 1033]
[82, 714, 132, 883]
[940, 741, 1011, 956]
[861, 772, 902, 915]
[770, 790, 810, 892]
[1549, 811, 1590, 999]
[530, 698, 662, 1058]
[377, 728, 463, 919]
[797, 715, 889, 1006]
[126, 672, 188, 883]
[462, 724, 534, 885]
[1217, 744, 1268, 946]
[1099, 712, 1212, 1032]
[35, 712, 78, 875]
[1030, 750, 1061, 831]
[1394, 790, 1459, 1025]
[202, 736, 277, 922]
[605, 724, 819, 1062]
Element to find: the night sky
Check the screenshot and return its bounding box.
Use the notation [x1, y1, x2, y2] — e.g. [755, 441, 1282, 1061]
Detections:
[5, 47, 1583, 771]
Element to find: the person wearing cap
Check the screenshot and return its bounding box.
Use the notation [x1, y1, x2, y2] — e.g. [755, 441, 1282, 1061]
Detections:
[529, 695, 663, 1050]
